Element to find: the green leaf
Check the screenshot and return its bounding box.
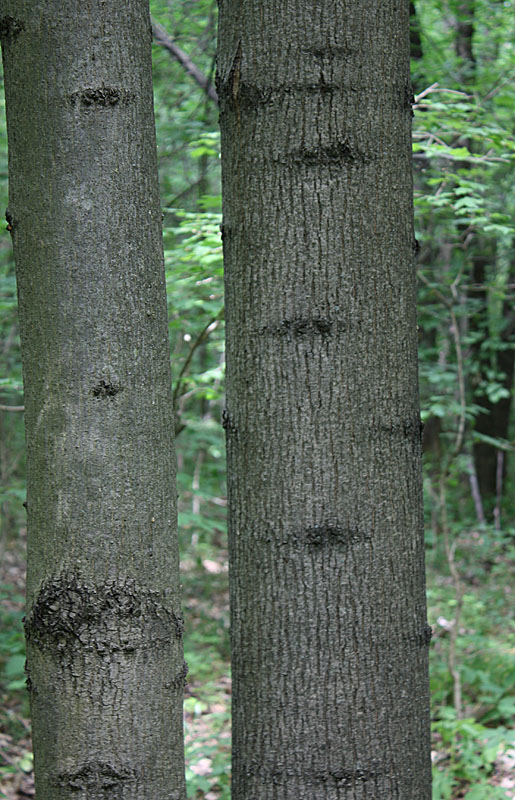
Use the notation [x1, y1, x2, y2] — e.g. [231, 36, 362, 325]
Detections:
[472, 432, 514, 452]
[4, 653, 25, 678]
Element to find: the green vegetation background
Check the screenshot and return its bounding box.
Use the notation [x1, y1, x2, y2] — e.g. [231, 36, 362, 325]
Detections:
[1, 1, 514, 798]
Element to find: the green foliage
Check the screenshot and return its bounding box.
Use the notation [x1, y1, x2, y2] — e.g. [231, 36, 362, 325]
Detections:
[0, 581, 30, 796]
[164, 206, 224, 432]
[0, 583, 31, 797]
[427, 526, 515, 798]
[414, 3, 515, 796]
[413, 0, 515, 502]
[0, 66, 26, 549]
[428, 581, 515, 717]
[151, 0, 219, 209]
[432, 708, 513, 799]
[0, 587, 25, 693]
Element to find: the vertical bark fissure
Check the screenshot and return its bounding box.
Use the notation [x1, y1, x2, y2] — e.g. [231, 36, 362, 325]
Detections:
[1, 2, 186, 798]
[218, 2, 431, 799]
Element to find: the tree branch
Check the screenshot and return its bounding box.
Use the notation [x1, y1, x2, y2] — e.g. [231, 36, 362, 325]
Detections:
[151, 18, 219, 107]
[173, 307, 224, 410]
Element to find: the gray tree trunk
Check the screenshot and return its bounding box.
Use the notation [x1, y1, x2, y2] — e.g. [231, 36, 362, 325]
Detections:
[0, 3, 186, 799]
[217, 2, 432, 798]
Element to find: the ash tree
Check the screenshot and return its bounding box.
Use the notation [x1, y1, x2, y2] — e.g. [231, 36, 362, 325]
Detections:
[0, 2, 186, 798]
[217, 1, 433, 798]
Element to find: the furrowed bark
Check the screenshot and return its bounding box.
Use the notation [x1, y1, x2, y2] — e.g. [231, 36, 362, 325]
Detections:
[0, 2, 186, 798]
[217, 1, 432, 798]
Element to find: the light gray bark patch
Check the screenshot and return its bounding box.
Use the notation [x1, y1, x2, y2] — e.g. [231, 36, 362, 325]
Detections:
[0, 16, 25, 39]
[259, 317, 337, 339]
[55, 761, 136, 793]
[92, 379, 122, 399]
[302, 523, 371, 549]
[69, 86, 136, 107]
[25, 572, 182, 655]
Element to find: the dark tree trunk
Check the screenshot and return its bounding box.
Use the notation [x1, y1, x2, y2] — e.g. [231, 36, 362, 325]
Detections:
[455, 1, 476, 66]
[452, 0, 514, 507]
[471, 254, 515, 502]
[410, 1, 423, 61]
[409, 1, 424, 94]
[217, 1, 432, 798]
[1, 2, 186, 798]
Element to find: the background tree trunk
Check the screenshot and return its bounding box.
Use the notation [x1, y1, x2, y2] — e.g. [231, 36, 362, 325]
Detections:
[452, 0, 514, 509]
[470, 253, 515, 503]
[217, 2, 432, 798]
[1, 2, 186, 798]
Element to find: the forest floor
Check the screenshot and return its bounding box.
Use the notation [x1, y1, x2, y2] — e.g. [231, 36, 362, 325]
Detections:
[1, 529, 514, 799]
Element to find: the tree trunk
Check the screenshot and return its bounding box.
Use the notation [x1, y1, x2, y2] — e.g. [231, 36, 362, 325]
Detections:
[454, 1, 476, 67]
[452, 0, 515, 508]
[471, 254, 515, 503]
[217, 2, 432, 798]
[1, 3, 186, 799]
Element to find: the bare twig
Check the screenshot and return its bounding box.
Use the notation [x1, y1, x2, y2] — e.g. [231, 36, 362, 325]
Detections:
[412, 152, 510, 165]
[481, 70, 515, 103]
[440, 475, 465, 719]
[417, 271, 466, 463]
[0, 404, 24, 412]
[414, 82, 472, 104]
[151, 18, 219, 106]
[173, 308, 224, 408]
[420, 269, 471, 719]
[414, 82, 440, 102]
